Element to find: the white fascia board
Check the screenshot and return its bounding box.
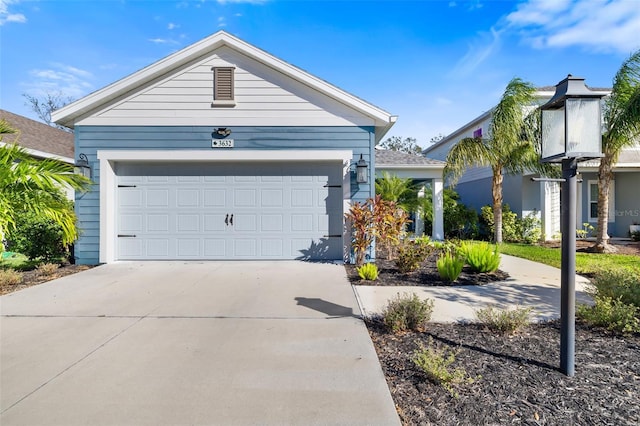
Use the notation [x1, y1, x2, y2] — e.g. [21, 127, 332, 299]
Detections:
[53, 31, 395, 129]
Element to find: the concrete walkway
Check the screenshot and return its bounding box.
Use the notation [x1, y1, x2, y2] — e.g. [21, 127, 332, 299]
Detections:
[0, 261, 400, 426]
[353, 254, 593, 323]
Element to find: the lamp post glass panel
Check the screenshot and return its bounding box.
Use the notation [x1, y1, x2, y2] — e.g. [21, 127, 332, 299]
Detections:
[540, 75, 604, 377]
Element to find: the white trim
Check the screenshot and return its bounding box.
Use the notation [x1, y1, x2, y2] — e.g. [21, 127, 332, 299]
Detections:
[587, 179, 615, 222]
[98, 149, 352, 263]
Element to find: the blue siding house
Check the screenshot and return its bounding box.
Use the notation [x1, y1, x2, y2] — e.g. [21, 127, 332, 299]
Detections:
[52, 31, 396, 264]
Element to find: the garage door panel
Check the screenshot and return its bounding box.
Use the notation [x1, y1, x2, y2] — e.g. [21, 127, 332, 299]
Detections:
[119, 214, 143, 233]
[261, 239, 283, 257]
[177, 214, 200, 232]
[177, 189, 199, 207]
[117, 161, 343, 260]
[204, 239, 226, 257]
[147, 214, 169, 232]
[234, 239, 257, 256]
[203, 214, 227, 232]
[147, 239, 170, 257]
[234, 214, 257, 232]
[261, 215, 283, 232]
[204, 189, 226, 207]
[147, 189, 169, 207]
[177, 239, 200, 257]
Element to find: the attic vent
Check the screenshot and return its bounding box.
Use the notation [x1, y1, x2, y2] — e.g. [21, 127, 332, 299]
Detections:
[211, 67, 235, 107]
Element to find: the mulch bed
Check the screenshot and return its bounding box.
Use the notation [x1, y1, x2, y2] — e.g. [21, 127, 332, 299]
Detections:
[0, 264, 93, 296]
[353, 242, 640, 425]
[345, 253, 510, 287]
[368, 318, 640, 425]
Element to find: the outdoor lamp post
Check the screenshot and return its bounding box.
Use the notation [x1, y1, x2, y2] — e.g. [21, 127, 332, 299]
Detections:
[540, 75, 605, 377]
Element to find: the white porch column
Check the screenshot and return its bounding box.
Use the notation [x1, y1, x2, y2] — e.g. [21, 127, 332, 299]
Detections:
[432, 178, 444, 240]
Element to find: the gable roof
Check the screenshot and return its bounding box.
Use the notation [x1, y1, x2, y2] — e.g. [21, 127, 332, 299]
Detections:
[52, 31, 397, 139]
[0, 109, 74, 161]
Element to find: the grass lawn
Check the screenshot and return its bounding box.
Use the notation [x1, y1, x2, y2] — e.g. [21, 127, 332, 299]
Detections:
[500, 243, 640, 274]
[0, 252, 38, 271]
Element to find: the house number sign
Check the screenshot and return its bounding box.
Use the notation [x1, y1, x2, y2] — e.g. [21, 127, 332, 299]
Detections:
[212, 139, 234, 148]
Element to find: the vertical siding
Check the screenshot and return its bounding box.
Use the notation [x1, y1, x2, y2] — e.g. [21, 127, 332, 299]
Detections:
[74, 125, 373, 264]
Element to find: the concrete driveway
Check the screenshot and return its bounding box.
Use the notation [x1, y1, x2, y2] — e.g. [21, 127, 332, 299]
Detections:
[0, 261, 400, 426]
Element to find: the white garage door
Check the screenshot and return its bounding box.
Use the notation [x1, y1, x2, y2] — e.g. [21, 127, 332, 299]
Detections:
[115, 161, 343, 260]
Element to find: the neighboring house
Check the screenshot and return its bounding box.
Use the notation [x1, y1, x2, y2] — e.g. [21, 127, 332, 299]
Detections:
[424, 87, 640, 240]
[375, 149, 445, 240]
[52, 31, 397, 264]
[0, 109, 75, 200]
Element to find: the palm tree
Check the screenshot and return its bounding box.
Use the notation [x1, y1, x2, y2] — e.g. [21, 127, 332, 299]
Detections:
[375, 171, 418, 212]
[445, 77, 540, 243]
[591, 49, 640, 253]
[0, 120, 90, 252]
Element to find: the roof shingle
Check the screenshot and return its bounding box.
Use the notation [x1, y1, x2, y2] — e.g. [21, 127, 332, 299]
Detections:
[0, 109, 74, 159]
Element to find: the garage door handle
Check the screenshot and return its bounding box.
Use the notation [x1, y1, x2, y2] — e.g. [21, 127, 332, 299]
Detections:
[230, 214, 233, 226]
[225, 214, 229, 226]
[118, 234, 136, 238]
[323, 234, 341, 238]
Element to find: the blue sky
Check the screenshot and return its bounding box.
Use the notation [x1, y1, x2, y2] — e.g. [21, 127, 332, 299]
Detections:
[1, 0, 639, 148]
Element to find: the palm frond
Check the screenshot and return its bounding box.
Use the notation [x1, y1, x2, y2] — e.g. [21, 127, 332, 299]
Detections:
[444, 137, 494, 185]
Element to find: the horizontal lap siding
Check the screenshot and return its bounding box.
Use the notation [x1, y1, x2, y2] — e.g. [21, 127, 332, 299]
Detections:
[74, 125, 374, 264]
[79, 48, 373, 128]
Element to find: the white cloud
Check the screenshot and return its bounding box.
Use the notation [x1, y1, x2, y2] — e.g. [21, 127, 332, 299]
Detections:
[168, 22, 179, 30]
[452, 27, 502, 76]
[217, 16, 227, 27]
[507, 0, 640, 53]
[148, 37, 179, 44]
[0, 0, 26, 25]
[24, 63, 94, 99]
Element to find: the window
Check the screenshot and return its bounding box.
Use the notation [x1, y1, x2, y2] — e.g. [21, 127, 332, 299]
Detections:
[211, 67, 235, 107]
[588, 180, 615, 222]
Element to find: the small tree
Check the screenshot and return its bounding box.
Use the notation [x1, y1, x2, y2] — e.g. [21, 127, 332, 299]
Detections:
[377, 136, 423, 155]
[375, 171, 418, 212]
[445, 77, 540, 243]
[591, 49, 640, 253]
[23, 91, 74, 131]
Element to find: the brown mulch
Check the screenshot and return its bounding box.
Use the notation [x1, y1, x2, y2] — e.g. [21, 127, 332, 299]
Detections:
[358, 241, 640, 425]
[0, 264, 93, 295]
[345, 253, 510, 287]
[368, 319, 640, 425]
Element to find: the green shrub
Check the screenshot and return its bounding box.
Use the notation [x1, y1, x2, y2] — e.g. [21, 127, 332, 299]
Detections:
[475, 305, 532, 334]
[461, 242, 501, 273]
[631, 230, 640, 242]
[36, 262, 59, 277]
[412, 339, 477, 398]
[588, 269, 640, 308]
[0, 269, 22, 286]
[357, 263, 379, 281]
[480, 205, 541, 243]
[383, 292, 434, 333]
[577, 297, 640, 333]
[395, 241, 431, 273]
[437, 253, 464, 282]
[6, 213, 68, 262]
[422, 189, 479, 239]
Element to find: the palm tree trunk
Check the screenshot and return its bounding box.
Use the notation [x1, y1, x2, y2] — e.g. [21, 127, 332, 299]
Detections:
[492, 166, 503, 243]
[592, 157, 617, 253]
